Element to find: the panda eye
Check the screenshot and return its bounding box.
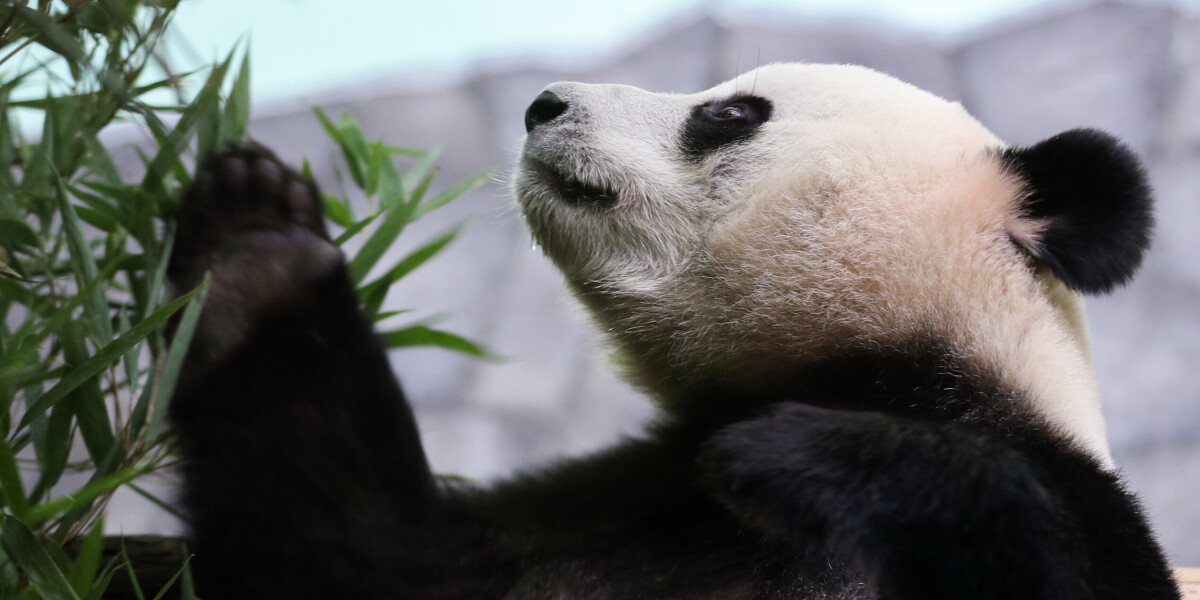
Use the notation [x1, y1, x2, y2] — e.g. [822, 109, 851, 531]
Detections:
[717, 104, 747, 120]
[682, 95, 773, 159]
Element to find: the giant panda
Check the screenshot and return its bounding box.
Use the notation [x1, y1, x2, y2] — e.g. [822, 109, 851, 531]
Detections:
[166, 63, 1181, 600]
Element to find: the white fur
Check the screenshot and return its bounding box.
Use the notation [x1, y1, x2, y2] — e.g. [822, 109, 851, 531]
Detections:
[515, 63, 1112, 465]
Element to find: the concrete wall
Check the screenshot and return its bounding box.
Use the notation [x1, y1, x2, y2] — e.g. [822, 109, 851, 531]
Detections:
[111, 0, 1200, 566]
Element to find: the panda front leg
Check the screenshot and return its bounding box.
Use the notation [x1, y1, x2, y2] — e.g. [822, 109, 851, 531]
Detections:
[700, 402, 1093, 600]
[167, 145, 446, 599]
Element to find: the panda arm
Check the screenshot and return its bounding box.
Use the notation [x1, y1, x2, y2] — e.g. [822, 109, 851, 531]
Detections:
[701, 402, 1089, 600]
[168, 146, 448, 599]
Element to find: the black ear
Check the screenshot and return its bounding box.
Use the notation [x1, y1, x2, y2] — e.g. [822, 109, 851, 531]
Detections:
[999, 128, 1153, 294]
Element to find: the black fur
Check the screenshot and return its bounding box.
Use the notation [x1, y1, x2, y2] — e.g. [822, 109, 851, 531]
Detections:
[168, 146, 1180, 599]
[999, 128, 1154, 294]
[681, 95, 773, 159]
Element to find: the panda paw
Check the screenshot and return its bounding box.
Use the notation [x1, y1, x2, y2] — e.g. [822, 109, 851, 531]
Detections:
[170, 143, 333, 283]
[170, 143, 343, 361]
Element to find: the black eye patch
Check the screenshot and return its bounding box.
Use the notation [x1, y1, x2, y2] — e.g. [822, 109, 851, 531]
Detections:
[681, 95, 773, 159]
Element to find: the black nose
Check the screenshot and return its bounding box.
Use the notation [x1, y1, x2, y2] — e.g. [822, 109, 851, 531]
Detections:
[525, 90, 569, 133]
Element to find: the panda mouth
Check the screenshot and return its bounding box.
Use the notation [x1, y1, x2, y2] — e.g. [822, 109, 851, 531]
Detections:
[525, 158, 619, 206]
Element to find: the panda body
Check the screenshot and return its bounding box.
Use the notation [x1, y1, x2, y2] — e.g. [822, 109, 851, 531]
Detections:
[166, 64, 1179, 599]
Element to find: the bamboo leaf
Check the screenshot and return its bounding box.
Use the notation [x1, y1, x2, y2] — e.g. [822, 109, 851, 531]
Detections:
[140, 50, 235, 195]
[0, 516, 83, 600]
[359, 226, 460, 315]
[50, 445, 123, 537]
[313, 107, 365, 189]
[321, 193, 354, 228]
[413, 168, 494, 219]
[224, 46, 251, 140]
[60, 321, 116, 468]
[55, 173, 114, 346]
[0, 259, 35, 283]
[119, 539, 147, 600]
[398, 144, 442, 200]
[147, 555, 192, 600]
[74, 204, 122, 232]
[333, 212, 379, 246]
[179, 553, 197, 600]
[345, 200, 416, 284]
[385, 144, 425, 157]
[25, 462, 154, 527]
[18, 288, 200, 430]
[370, 309, 413, 323]
[0, 219, 40, 248]
[145, 279, 209, 440]
[27, 397, 73, 504]
[407, 168, 436, 207]
[379, 325, 486, 357]
[127, 484, 187, 522]
[0, 436, 29, 519]
[70, 185, 130, 231]
[79, 130, 122, 186]
[69, 519, 107, 597]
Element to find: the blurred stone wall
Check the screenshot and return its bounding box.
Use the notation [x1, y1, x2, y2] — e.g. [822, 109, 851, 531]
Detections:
[113, 0, 1200, 566]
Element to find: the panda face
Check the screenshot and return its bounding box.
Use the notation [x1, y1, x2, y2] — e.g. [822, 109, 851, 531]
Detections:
[517, 63, 1003, 277]
[515, 63, 1115, 461]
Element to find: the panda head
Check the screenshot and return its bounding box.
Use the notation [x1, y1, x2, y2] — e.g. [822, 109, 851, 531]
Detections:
[514, 63, 1151, 458]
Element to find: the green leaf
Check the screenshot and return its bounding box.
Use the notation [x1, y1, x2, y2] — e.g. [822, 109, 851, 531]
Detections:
[11, 5, 87, 66]
[60, 321, 116, 468]
[140, 49, 235, 195]
[25, 462, 154, 527]
[398, 144, 442, 199]
[139, 228, 175, 322]
[79, 131, 122, 186]
[74, 204, 122, 232]
[366, 141, 386, 197]
[147, 554, 192, 600]
[27, 396, 74, 504]
[18, 287, 201, 430]
[0, 436, 29, 519]
[126, 484, 187, 522]
[359, 226, 460, 316]
[55, 173, 114, 346]
[178, 553, 197, 600]
[50, 445, 124, 538]
[379, 325, 486, 357]
[385, 144, 425, 157]
[119, 539, 147, 600]
[0, 219, 39, 248]
[145, 279, 209, 440]
[345, 201, 416, 284]
[70, 185, 130, 231]
[69, 519, 107, 598]
[414, 168, 494, 220]
[0, 259, 34, 282]
[370, 309, 413, 323]
[85, 562, 120, 600]
[0, 516, 83, 600]
[333, 212, 379, 246]
[313, 107, 366, 189]
[224, 46, 251, 140]
[407, 168, 437, 207]
[321, 193, 354, 228]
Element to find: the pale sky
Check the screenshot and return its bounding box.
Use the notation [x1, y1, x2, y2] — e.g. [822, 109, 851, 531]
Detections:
[168, 0, 1126, 102]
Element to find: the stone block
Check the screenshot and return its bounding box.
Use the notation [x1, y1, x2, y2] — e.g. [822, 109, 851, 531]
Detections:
[956, 3, 1174, 152]
[718, 18, 959, 100]
[1157, 14, 1200, 156]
